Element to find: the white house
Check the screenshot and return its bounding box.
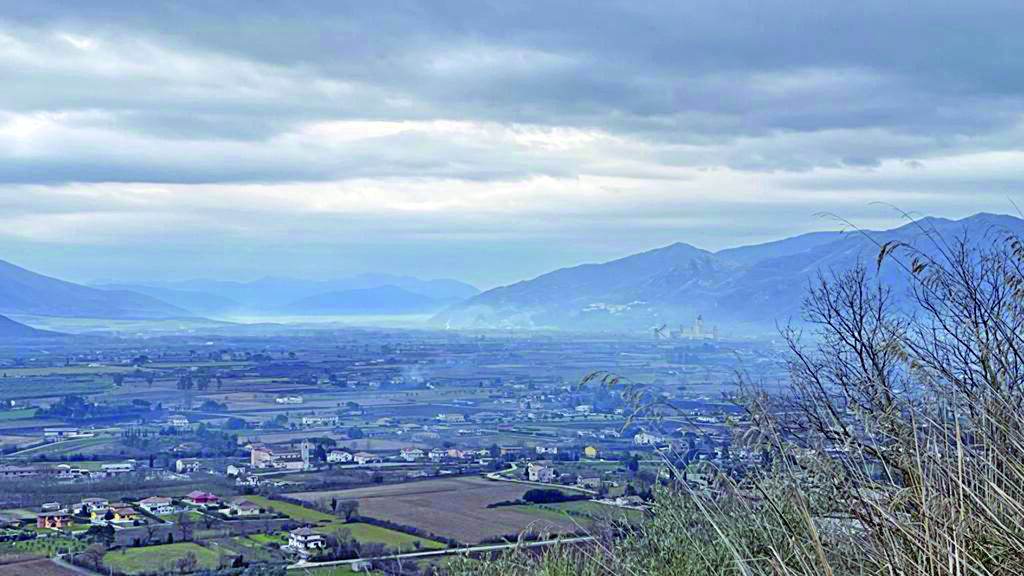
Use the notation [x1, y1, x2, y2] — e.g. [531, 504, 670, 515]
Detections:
[168, 415, 190, 429]
[353, 451, 377, 465]
[327, 450, 353, 463]
[175, 458, 200, 474]
[400, 447, 425, 462]
[288, 527, 327, 558]
[633, 432, 666, 446]
[138, 496, 175, 516]
[528, 461, 555, 483]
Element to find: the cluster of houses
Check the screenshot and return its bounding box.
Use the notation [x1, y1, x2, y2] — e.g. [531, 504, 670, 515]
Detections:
[30, 491, 226, 532]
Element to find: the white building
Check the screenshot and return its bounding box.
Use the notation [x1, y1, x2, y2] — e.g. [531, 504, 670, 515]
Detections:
[175, 459, 200, 474]
[301, 415, 339, 427]
[633, 432, 666, 446]
[528, 461, 555, 483]
[288, 527, 327, 558]
[138, 496, 175, 515]
[327, 450, 353, 463]
[101, 462, 135, 476]
[168, 415, 190, 429]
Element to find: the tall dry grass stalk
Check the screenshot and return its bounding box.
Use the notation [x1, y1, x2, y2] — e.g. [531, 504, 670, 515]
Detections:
[445, 219, 1024, 576]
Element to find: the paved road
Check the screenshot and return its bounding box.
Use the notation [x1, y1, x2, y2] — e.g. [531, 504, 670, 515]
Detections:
[485, 462, 598, 495]
[288, 535, 596, 570]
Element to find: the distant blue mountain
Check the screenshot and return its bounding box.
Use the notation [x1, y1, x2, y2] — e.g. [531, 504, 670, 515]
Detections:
[278, 285, 442, 315]
[0, 314, 62, 339]
[0, 259, 188, 319]
[434, 213, 1024, 333]
[96, 273, 480, 316]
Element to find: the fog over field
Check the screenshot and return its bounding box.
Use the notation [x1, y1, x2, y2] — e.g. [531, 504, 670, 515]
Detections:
[1, 3, 1022, 576]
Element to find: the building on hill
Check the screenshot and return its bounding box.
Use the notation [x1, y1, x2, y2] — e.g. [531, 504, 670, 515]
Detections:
[101, 462, 135, 477]
[249, 443, 275, 469]
[528, 461, 555, 483]
[175, 458, 201, 474]
[168, 415, 190, 429]
[229, 497, 264, 517]
[185, 491, 219, 505]
[138, 496, 175, 515]
[288, 527, 327, 558]
[327, 449, 353, 463]
[400, 447, 425, 462]
[78, 498, 109, 514]
[37, 511, 72, 529]
[353, 451, 378, 465]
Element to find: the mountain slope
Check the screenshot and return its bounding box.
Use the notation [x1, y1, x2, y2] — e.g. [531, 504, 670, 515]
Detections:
[0, 259, 187, 319]
[435, 213, 1024, 332]
[90, 283, 242, 316]
[0, 314, 61, 339]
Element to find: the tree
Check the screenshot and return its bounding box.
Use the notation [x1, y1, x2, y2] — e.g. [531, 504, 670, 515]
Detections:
[177, 373, 194, 409]
[78, 543, 106, 568]
[112, 373, 125, 387]
[347, 426, 364, 439]
[176, 550, 198, 573]
[337, 499, 359, 522]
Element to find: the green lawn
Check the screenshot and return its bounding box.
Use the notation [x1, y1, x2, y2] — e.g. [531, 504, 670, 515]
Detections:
[319, 522, 445, 551]
[248, 533, 285, 545]
[0, 408, 37, 420]
[242, 496, 336, 523]
[511, 500, 646, 525]
[103, 542, 223, 574]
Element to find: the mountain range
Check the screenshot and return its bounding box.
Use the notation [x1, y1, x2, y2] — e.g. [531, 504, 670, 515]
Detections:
[92, 274, 480, 316]
[433, 213, 1024, 333]
[0, 213, 1018, 332]
[0, 259, 187, 320]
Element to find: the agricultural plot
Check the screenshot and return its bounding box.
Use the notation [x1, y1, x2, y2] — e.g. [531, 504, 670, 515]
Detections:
[0, 556, 81, 576]
[102, 543, 223, 575]
[319, 522, 445, 551]
[241, 496, 336, 524]
[288, 477, 583, 543]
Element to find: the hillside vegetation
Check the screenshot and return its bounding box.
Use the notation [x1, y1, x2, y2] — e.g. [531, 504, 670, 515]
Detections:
[455, 218, 1024, 576]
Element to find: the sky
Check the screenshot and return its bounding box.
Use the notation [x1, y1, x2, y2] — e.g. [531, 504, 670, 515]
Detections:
[1, 1, 1023, 289]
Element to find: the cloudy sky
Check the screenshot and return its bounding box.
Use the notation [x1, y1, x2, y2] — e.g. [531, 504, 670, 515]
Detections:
[1, 1, 1023, 288]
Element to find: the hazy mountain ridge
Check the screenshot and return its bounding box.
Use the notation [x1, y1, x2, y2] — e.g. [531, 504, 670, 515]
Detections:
[91, 273, 480, 316]
[0, 314, 62, 339]
[0, 259, 189, 320]
[434, 213, 1024, 333]
[278, 285, 441, 315]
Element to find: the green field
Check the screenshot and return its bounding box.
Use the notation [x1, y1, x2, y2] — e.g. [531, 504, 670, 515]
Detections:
[242, 496, 336, 523]
[103, 542, 223, 574]
[0, 535, 86, 557]
[510, 500, 646, 526]
[319, 522, 445, 551]
[0, 408, 37, 420]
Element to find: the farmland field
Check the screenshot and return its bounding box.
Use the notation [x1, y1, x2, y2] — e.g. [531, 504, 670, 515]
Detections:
[102, 543, 223, 574]
[288, 477, 583, 543]
[241, 495, 336, 523]
[0, 556, 81, 576]
[319, 522, 445, 550]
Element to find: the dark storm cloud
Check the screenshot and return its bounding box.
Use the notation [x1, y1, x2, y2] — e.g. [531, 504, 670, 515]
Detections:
[1, 1, 1023, 285]
[4, 1, 1024, 160]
